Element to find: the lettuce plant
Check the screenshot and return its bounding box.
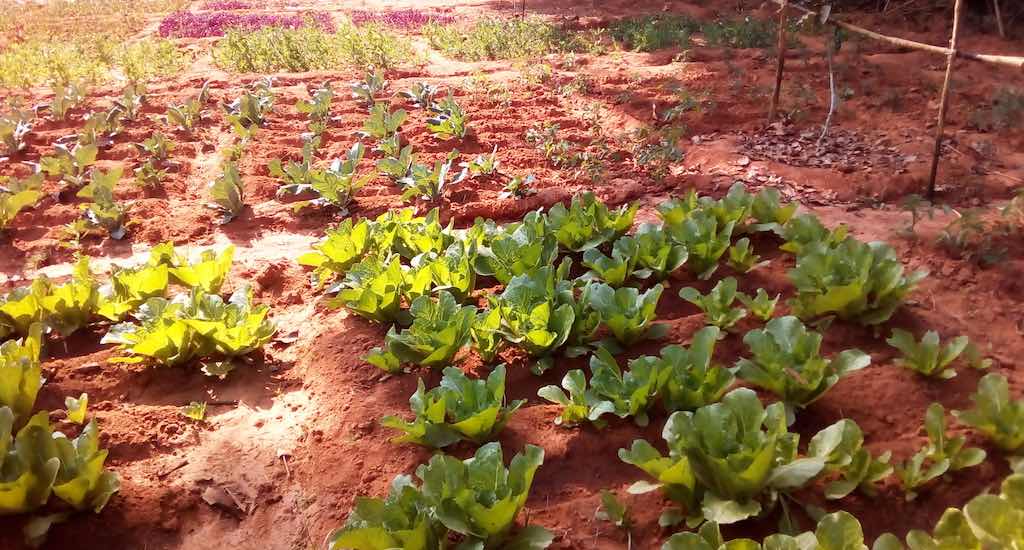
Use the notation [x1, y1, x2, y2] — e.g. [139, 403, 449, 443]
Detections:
[735, 316, 870, 422]
[400, 82, 438, 108]
[787, 238, 927, 325]
[704, 182, 753, 229]
[425, 92, 469, 140]
[538, 369, 616, 427]
[103, 296, 203, 368]
[277, 142, 373, 213]
[726, 237, 764, 273]
[887, 329, 968, 379]
[0, 323, 43, 427]
[584, 282, 665, 345]
[0, 259, 98, 339]
[162, 245, 235, 294]
[326, 474, 443, 550]
[491, 266, 575, 366]
[224, 80, 274, 128]
[582, 236, 638, 287]
[657, 190, 700, 227]
[399, 157, 465, 202]
[666, 211, 734, 280]
[474, 211, 559, 285]
[295, 82, 333, 133]
[737, 288, 778, 322]
[545, 192, 638, 252]
[896, 403, 986, 500]
[657, 326, 734, 412]
[298, 219, 374, 288]
[351, 69, 387, 106]
[413, 242, 477, 301]
[470, 308, 504, 363]
[499, 174, 537, 200]
[779, 213, 848, 255]
[808, 419, 893, 499]
[40, 143, 98, 189]
[382, 364, 524, 447]
[376, 143, 414, 182]
[329, 255, 431, 323]
[663, 510, 871, 550]
[632, 222, 688, 281]
[679, 277, 747, 331]
[134, 132, 174, 163]
[416, 443, 550, 547]
[588, 347, 665, 426]
[904, 473, 1024, 548]
[359, 102, 406, 140]
[364, 291, 474, 371]
[747, 187, 798, 235]
[77, 167, 127, 240]
[955, 373, 1024, 455]
[0, 174, 43, 232]
[460, 144, 499, 177]
[96, 263, 170, 322]
[208, 162, 245, 224]
[621, 388, 827, 526]
[181, 286, 276, 361]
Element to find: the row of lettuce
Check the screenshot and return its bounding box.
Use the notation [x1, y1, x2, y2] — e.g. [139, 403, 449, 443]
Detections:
[294, 186, 1022, 548]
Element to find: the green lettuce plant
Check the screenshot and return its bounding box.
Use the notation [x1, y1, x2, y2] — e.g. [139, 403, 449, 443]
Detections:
[747, 187, 798, 235]
[0, 323, 43, 427]
[276, 141, 373, 213]
[162, 245, 235, 294]
[96, 263, 169, 322]
[954, 373, 1024, 458]
[779, 213, 848, 255]
[359, 102, 406, 140]
[584, 282, 665, 345]
[208, 162, 245, 224]
[808, 419, 893, 499]
[470, 308, 504, 363]
[77, 167, 127, 240]
[297, 219, 374, 288]
[904, 473, 1024, 548]
[39, 143, 98, 189]
[364, 290, 475, 371]
[657, 326, 734, 412]
[726, 237, 765, 273]
[0, 174, 43, 232]
[735, 316, 870, 423]
[474, 211, 559, 285]
[582, 236, 638, 287]
[491, 265, 575, 369]
[896, 403, 986, 501]
[587, 346, 665, 426]
[663, 510, 872, 550]
[425, 92, 469, 140]
[887, 329, 968, 379]
[326, 474, 442, 550]
[329, 255, 432, 324]
[679, 277, 747, 331]
[666, 211, 734, 280]
[399, 157, 465, 203]
[737, 288, 779, 322]
[382, 364, 524, 447]
[538, 369, 616, 427]
[632, 222, 688, 281]
[787, 238, 927, 325]
[545, 192, 638, 252]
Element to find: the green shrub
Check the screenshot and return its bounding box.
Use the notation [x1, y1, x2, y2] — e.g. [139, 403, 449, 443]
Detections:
[212, 23, 414, 73]
[424, 17, 577, 61]
[609, 15, 696, 52]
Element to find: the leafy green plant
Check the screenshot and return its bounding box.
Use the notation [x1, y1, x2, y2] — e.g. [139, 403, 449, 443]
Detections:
[808, 419, 893, 499]
[499, 174, 536, 200]
[896, 403, 986, 500]
[0, 258, 98, 339]
[364, 291, 474, 371]
[632, 222, 688, 281]
[328, 254, 431, 323]
[491, 265, 575, 369]
[224, 78, 274, 128]
[779, 213, 848, 255]
[735, 316, 870, 422]
[726, 238, 765, 273]
[164, 83, 210, 133]
[49, 82, 86, 121]
[665, 211, 735, 280]
[582, 236, 638, 287]
[474, 211, 559, 285]
[586, 346, 667, 427]
[0, 322, 43, 426]
[297, 219, 374, 288]
[376, 143, 414, 182]
[663, 510, 872, 550]
[359, 101, 406, 141]
[886, 329, 968, 379]
[77, 167, 127, 240]
[621, 387, 827, 526]
[0, 174, 43, 232]
[904, 472, 1024, 548]
[399, 157, 465, 203]
[470, 308, 504, 364]
[609, 15, 695, 52]
[0, 111, 31, 156]
[40, 143, 98, 189]
[207, 162, 245, 224]
[134, 132, 174, 163]
[382, 364, 524, 447]
[114, 82, 146, 122]
[276, 142, 372, 213]
[737, 289, 778, 322]
[787, 238, 927, 325]
[424, 17, 576, 61]
[329, 443, 551, 549]
[160, 245, 235, 294]
[426, 92, 469, 140]
[954, 373, 1024, 456]
[75, 106, 125, 148]
[538, 369, 616, 427]
[748, 187, 798, 235]
[679, 278, 747, 331]
[414, 242, 477, 302]
[296, 82, 333, 136]
[401, 82, 438, 109]
[657, 327, 733, 412]
[584, 282, 665, 346]
[595, 489, 633, 534]
[350, 68, 387, 106]
[545, 192, 638, 252]
[460, 145, 499, 177]
[96, 263, 169, 322]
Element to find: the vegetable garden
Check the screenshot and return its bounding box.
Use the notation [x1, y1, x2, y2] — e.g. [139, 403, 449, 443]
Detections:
[1, 0, 1023, 548]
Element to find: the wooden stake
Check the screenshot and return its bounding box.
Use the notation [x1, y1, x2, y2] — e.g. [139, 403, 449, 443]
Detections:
[993, 0, 1006, 39]
[927, 0, 965, 200]
[767, 0, 789, 124]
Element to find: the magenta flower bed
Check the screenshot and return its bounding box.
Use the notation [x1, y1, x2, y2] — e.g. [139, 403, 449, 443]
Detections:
[200, 1, 251, 10]
[158, 11, 335, 38]
[350, 9, 455, 30]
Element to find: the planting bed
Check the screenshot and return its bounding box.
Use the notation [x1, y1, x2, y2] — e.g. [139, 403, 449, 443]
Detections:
[1, 1, 1023, 549]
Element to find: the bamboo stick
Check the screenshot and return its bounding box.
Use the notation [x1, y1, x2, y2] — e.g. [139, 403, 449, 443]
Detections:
[993, 0, 1005, 39]
[768, 0, 1024, 71]
[767, 0, 789, 124]
[927, 0, 965, 200]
